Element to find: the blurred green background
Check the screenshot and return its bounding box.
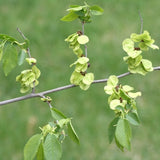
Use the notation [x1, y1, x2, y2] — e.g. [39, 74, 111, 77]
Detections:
[0, 0, 160, 159]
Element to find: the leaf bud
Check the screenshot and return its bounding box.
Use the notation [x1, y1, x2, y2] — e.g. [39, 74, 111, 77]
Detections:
[77, 31, 83, 36]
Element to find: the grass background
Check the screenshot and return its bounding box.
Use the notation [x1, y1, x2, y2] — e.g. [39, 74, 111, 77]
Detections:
[0, 0, 160, 159]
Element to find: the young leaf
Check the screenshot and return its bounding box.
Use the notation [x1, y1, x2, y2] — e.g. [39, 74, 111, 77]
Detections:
[108, 117, 119, 143]
[82, 73, 94, 85]
[115, 136, 124, 152]
[122, 39, 134, 53]
[58, 118, 71, 128]
[32, 65, 41, 79]
[141, 59, 153, 71]
[90, 5, 104, 15]
[0, 40, 6, 61]
[107, 75, 118, 87]
[70, 71, 84, 85]
[67, 6, 83, 12]
[36, 142, 44, 160]
[24, 134, 42, 160]
[77, 35, 89, 44]
[26, 57, 37, 65]
[67, 121, 80, 144]
[0, 34, 17, 43]
[18, 49, 27, 65]
[122, 85, 134, 92]
[61, 11, 78, 21]
[104, 85, 114, 95]
[79, 82, 90, 90]
[126, 112, 140, 126]
[128, 92, 141, 98]
[2, 44, 18, 76]
[109, 99, 125, 110]
[115, 119, 132, 150]
[44, 134, 62, 160]
[50, 108, 66, 120]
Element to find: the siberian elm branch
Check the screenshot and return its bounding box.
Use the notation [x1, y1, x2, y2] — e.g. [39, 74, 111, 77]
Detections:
[0, 66, 160, 106]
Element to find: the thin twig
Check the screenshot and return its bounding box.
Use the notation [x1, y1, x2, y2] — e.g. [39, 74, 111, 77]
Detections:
[17, 27, 31, 58]
[139, 11, 143, 34]
[82, 21, 85, 35]
[81, 21, 88, 57]
[17, 28, 36, 94]
[1, 66, 160, 106]
[17, 28, 27, 40]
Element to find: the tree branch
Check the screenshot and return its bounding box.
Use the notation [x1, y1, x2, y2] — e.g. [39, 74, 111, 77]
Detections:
[1, 66, 160, 106]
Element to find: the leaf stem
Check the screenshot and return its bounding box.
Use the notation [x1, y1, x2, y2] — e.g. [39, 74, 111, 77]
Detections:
[17, 28, 32, 58]
[17, 28, 36, 93]
[81, 21, 88, 57]
[139, 11, 143, 34]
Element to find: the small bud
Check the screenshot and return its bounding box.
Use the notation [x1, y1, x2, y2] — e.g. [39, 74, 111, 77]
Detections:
[115, 85, 120, 92]
[80, 54, 85, 57]
[134, 47, 141, 51]
[80, 71, 86, 76]
[119, 97, 123, 103]
[87, 63, 90, 68]
[26, 58, 37, 65]
[77, 30, 83, 36]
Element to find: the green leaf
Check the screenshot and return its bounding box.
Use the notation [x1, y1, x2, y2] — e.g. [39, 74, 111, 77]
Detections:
[126, 55, 142, 68]
[77, 57, 89, 64]
[70, 71, 84, 85]
[24, 134, 42, 160]
[20, 85, 30, 93]
[141, 59, 153, 71]
[82, 73, 94, 85]
[126, 112, 140, 126]
[50, 108, 66, 120]
[104, 85, 114, 95]
[67, 121, 80, 144]
[115, 136, 124, 151]
[65, 33, 78, 43]
[32, 65, 41, 79]
[0, 34, 17, 43]
[108, 117, 119, 143]
[0, 34, 27, 47]
[79, 82, 90, 90]
[77, 35, 89, 44]
[36, 142, 44, 160]
[122, 85, 134, 92]
[0, 40, 6, 61]
[44, 134, 62, 160]
[115, 119, 131, 150]
[130, 30, 159, 51]
[122, 39, 134, 53]
[67, 6, 83, 11]
[58, 118, 71, 128]
[18, 49, 27, 65]
[75, 63, 88, 72]
[119, 89, 131, 102]
[90, 5, 104, 15]
[128, 92, 141, 98]
[107, 75, 118, 87]
[110, 99, 126, 110]
[26, 57, 37, 65]
[61, 11, 78, 22]
[128, 63, 148, 75]
[2, 44, 18, 76]
[150, 44, 159, 50]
